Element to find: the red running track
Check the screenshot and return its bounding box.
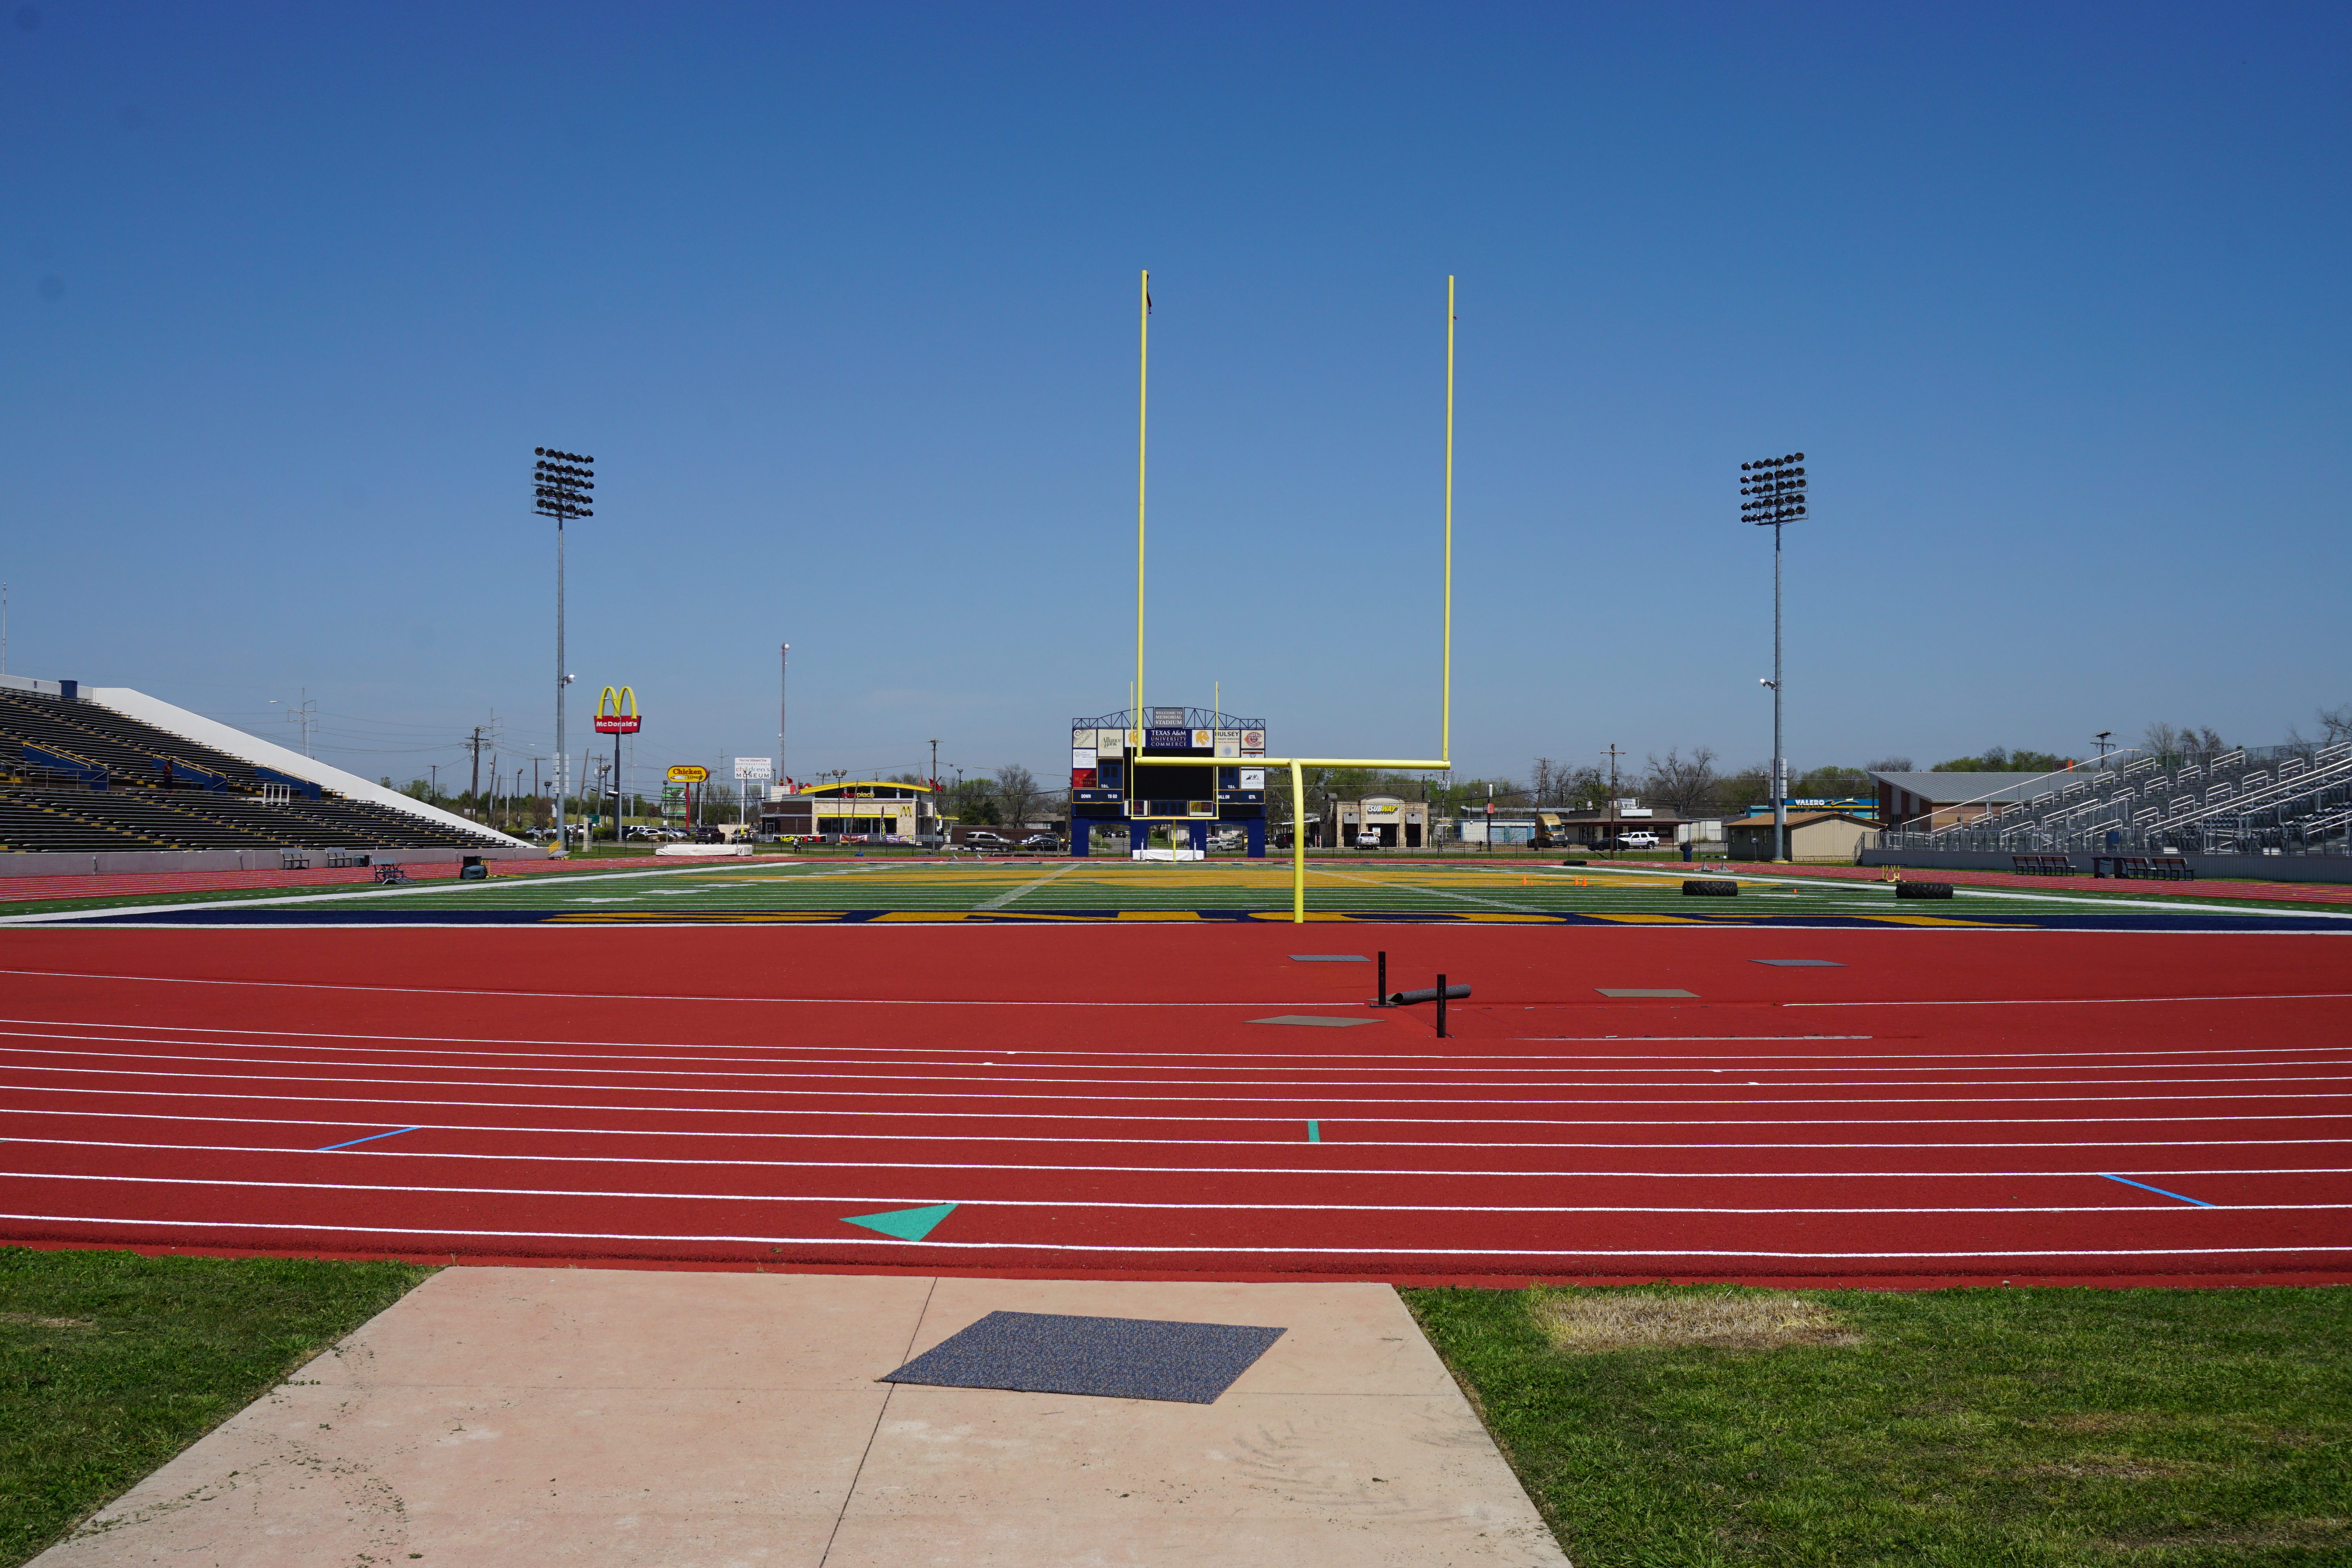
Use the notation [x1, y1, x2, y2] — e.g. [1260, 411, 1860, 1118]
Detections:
[0, 923, 2347, 1287]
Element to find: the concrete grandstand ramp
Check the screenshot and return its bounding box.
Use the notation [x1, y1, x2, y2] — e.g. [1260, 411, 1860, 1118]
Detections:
[88, 686, 534, 851]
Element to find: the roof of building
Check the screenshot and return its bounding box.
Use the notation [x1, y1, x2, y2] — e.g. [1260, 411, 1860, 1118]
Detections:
[1869, 771, 2074, 804]
[1724, 811, 1878, 829]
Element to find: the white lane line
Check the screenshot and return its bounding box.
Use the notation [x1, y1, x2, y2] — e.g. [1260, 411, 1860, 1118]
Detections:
[4, 1212, 2346, 1260]
[15, 1018, 2349, 1065]
[16, 1041, 2347, 1078]
[9, 1081, 2352, 1121]
[11, 1169, 2346, 1216]
[9, 1059, 2346, 1096]
[0, 1018, 1877, 1056]
[0, 969, 1372, 1007]
[973, 861, 1086, 910]
[7, 1106, 2350, 1143]
[1795, 991, 2352, 1007]
[18, 1135, 2345, 1180]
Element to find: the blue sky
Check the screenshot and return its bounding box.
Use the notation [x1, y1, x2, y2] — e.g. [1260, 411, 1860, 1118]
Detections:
[4, 2, 2346, 795]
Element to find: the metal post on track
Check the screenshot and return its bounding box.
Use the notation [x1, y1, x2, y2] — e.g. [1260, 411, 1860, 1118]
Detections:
[1435, 972, 1448, 1040]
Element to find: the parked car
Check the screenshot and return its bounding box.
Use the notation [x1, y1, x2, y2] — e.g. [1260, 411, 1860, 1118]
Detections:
[1019, 833, 1060, 850]
[1354, 831, 1382, 848]
[1615, 831, 1661, 849]
[962, 831, 1013, 848]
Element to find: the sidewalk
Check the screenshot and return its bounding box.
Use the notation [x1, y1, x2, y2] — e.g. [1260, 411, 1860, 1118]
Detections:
[33, 1269, 1566, 1568]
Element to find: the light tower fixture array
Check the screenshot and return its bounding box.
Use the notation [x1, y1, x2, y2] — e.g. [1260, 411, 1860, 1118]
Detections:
[1740, 452, 1806, 525]
[534, 448, 595, 523]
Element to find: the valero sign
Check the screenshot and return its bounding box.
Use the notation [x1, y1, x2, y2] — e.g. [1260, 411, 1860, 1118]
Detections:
[666, 764, 710, 784]
[593, 686, 642, 734]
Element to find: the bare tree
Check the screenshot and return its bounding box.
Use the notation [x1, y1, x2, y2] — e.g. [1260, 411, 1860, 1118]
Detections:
[1866, 755, 1914, 773]
[1642, 746, 1720, 817]
[2318, 704, 2352, 745]
[994, 763, 1042, 828]
[2143, 723, 2228, 770]
[1530, 757, 1561, 805]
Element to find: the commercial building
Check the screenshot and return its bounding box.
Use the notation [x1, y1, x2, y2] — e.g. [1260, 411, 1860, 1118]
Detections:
[1325, 797, 1430, 848]
[1871, 771, 2073, 831]
[760, 780, 939, 843]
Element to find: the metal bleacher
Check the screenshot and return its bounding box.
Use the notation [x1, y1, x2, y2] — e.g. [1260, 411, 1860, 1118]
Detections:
[1877, 742, 2352, 860]
[0, 686, 510, 856]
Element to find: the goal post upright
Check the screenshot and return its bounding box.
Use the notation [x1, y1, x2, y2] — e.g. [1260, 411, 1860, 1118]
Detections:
[1102, 271, 1455, 917]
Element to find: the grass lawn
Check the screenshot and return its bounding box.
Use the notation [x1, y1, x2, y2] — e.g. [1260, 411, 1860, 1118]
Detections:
[0, 1247, 432, 1567]
[1404, 1284, 2352, 1567]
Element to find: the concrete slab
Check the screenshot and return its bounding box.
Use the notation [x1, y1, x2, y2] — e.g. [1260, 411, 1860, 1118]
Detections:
[33, 1270, 1567, 1568]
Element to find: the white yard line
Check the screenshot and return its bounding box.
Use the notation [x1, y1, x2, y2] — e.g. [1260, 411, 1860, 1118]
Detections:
[973, 860, 1086, 909]
[1312, 865, 1545, 914]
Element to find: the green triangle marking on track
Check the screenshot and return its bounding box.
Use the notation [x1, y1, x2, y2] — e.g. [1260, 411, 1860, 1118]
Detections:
[841, 1202, 959, 1241]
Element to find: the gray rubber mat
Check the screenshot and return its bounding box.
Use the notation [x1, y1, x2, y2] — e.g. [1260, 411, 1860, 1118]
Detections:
[879, 1310, 1287, 1404]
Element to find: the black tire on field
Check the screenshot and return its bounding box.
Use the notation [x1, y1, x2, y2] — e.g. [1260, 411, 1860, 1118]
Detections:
[1682, 879, 1740, 897]
[1895, 881, 1956, 900]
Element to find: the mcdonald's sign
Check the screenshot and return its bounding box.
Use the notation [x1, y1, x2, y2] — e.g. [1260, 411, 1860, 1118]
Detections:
[593, 686, 642, 734]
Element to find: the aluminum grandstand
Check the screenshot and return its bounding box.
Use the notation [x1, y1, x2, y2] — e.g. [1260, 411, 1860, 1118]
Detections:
[0, 675, 527, 857]
[1873, 741, 2352, 858]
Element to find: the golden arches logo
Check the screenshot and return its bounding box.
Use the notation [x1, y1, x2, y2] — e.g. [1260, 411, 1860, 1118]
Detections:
[593, 686, 642, 734]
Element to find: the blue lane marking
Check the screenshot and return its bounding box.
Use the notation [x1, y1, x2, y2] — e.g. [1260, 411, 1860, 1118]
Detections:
[2100, 1172, 2216, 1207]
[316, 1126, 423, 1152]
[1307, 1120, 1321, 1143]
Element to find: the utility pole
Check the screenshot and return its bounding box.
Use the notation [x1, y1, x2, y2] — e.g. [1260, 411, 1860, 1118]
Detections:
[779, 643, 790, 786]
[464, 724, 492, 813]
[1604, 743, 1628, 857]
[2093, 731, 2116, 769]
[929, 738, 939, 788]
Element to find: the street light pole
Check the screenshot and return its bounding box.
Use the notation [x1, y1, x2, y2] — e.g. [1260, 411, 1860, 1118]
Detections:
[1741, 452, 1807, 862]
[535, 448, 594, 854]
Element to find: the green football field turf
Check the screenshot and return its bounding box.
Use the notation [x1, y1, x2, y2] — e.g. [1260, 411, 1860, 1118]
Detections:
[18, 857, 2336, 925]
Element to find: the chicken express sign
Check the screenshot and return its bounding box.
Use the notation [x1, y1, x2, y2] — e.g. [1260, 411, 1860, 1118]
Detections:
[593, 686, 642, 734]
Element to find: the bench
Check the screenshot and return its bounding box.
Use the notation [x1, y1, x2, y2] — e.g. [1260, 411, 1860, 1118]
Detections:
[372, 862, 411, 885]
[2010, 854, 2077, 876]
[2091, 855, 2196, 881]
[325, 849, 368, 869]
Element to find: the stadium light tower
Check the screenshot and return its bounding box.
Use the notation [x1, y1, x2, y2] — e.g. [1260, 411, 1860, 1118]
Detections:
[1741, 451, 1807, 861]
[535, 447, 594, 851]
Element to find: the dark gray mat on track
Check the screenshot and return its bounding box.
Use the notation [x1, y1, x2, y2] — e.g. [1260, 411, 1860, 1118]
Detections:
[879, 1310, 1286, 1404]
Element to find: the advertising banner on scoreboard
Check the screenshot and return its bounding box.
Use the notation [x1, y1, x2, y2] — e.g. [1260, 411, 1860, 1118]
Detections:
[1241, 730, 1265, 755]
[1147, 727, 1192, 751]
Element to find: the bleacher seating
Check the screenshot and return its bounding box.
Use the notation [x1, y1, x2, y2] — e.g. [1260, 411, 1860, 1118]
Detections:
[0, 688, 513, 855]
[1880, 742, 2352, 859]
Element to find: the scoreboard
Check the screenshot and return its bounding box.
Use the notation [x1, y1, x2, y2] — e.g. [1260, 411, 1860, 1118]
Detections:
[1071, 708, 1267, 822]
